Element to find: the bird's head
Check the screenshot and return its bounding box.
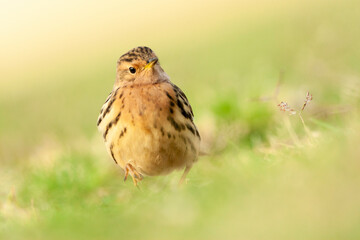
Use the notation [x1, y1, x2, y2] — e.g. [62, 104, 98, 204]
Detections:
[115, 46, 168, 86]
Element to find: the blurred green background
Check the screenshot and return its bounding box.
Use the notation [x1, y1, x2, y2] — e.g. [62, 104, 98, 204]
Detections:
[1, 0, 360, 239]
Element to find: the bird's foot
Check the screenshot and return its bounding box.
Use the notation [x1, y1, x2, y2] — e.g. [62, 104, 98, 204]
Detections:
[124, 162, 143, 186]
[178, 165, 192, 186]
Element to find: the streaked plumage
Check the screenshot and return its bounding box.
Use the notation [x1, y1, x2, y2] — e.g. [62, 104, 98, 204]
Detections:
[97, 46, 200, 185]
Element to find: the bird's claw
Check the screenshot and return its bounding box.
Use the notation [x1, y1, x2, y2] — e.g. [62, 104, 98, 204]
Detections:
[124, 163, 143, 186]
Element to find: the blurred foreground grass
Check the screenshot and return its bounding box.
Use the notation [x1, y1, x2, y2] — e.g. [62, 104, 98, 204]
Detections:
[1, 0, 360, 239]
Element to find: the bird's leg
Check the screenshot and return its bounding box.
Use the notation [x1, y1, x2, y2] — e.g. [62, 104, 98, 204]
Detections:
[178, 165, 192, 186]
[124, 162, 143, 186]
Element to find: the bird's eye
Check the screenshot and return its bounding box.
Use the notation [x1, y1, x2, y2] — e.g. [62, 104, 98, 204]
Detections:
[129, 67, 136, 74]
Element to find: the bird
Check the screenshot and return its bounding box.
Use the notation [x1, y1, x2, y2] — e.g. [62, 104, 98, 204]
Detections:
[97, 46, 201, 186]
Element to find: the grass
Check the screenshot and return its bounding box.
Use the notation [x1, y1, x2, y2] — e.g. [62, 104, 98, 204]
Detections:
[1, 0, 360, 239]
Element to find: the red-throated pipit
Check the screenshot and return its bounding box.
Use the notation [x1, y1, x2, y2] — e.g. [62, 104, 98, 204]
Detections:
[97, 46, 200, 186]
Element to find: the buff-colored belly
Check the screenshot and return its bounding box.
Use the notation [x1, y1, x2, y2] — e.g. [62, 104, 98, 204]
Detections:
[107, 121, 197, 176]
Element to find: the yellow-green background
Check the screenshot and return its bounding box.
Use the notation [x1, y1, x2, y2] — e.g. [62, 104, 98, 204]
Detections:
[1, 0, 360, 239]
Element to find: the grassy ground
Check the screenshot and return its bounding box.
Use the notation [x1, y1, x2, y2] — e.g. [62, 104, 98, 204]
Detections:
[1, 0, 360, 239]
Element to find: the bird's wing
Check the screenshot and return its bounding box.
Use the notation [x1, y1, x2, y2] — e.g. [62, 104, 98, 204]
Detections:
[170, 83, 194, 121]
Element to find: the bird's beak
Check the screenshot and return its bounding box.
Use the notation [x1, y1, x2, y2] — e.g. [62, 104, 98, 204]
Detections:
[144, 57, 158, 69]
